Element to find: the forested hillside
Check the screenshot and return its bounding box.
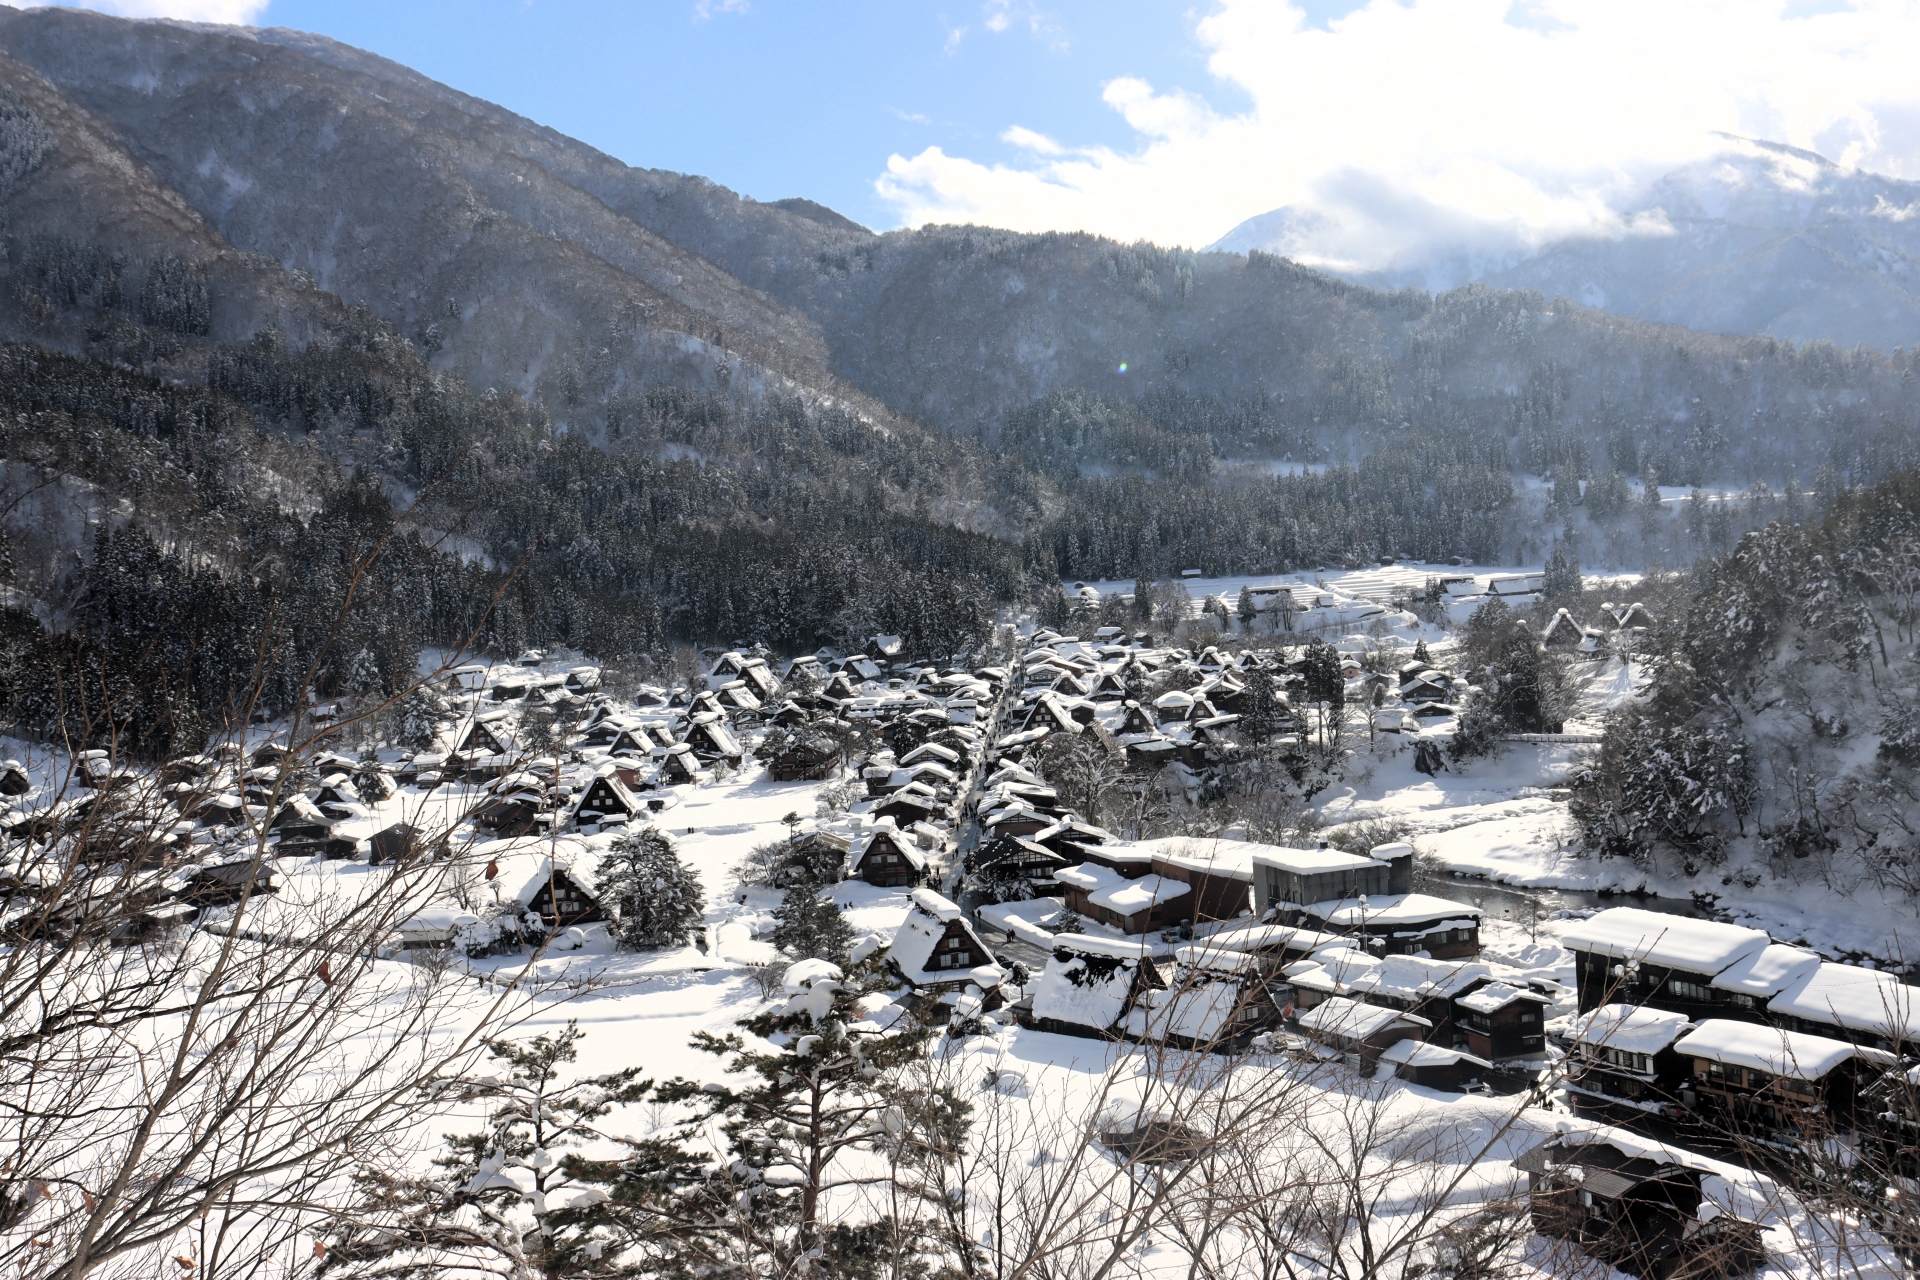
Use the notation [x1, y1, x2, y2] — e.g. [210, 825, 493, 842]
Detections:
[4, 1, 1920, 744]
[1574, 470, 1920, 911]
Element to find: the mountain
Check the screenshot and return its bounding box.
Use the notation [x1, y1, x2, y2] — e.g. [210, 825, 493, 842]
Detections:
[1214, 136, 1920, 352]
[7, 3, 1920, 614]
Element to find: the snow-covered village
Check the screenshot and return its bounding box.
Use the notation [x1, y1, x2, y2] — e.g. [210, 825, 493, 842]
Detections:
[19, 6, 1920, 1280]
[16, 543, 1920, 1279]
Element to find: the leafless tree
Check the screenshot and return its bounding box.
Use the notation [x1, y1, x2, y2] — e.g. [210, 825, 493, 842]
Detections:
[0, 504, 551, 1280]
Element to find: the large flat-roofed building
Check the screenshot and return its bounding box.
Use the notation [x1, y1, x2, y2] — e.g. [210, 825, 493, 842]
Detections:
[1250, 841, 1413, 911]
[1561, 909, 1774, 1018]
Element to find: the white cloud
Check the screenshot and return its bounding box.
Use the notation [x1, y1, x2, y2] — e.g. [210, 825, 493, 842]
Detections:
[692, 0, 750, 21]
[42, 0, 268, 23]
[981, 0, 1067, 50]
[875, 0, 1920, 265]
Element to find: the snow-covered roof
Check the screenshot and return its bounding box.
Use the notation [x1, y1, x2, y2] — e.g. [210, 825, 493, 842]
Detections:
[1710, 943, 1823, 998]
[1139, 836, 1260, 879]
[1199, 922, 1344, 955]
[1305, 893, 1481, 926]
[847, 823, 930, 873]
[1172, 943, 1261, 975]
[1250, 845, 1385, 875]
[485, 838, 608, 909]
[1767, 962, 1920, 1041]
[1379, 1039, 1491, 1070]
[1088, 874, 1192, 917]
[1673, 1019, 1857, 1081]
[1052, 933, 1163, 960]
[908, 887, 963, 922]
[1123, 976, 1245, 1044]
[1297, 996, 1431, 1041]
[1030, 950, 1140, 1032]
[887, 890, 1003, 985]
[1558, 908, 1769, 973]
[1455, 981, 1549, 1015]
[1347, 955, 1491, 1000]
[1568, 1004, 1693, 1055]
[1054, 862, 1123, 894]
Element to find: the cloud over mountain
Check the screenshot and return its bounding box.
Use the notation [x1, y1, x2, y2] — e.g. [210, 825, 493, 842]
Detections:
[877, 0, 1920, 261]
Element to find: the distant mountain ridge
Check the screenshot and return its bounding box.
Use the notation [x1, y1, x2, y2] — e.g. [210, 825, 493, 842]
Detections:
[1214, 136, 1920, 351]
[5, 1, 1920, 570]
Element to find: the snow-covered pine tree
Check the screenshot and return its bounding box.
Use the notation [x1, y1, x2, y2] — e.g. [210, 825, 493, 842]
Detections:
[1412, 638, 1431, 667]
[1300, 638, 1345, 709]
[1240, 668, 1287, 743]
[655, 957, 965, 1277]
[397, 686, 449, 751]
[596, 828, 705, 951]
[769, 886, 856, 965]
[1237, 585, 1257, 627]
[321, 1022, 699, 1279]
[1543, 542, 1580, 603]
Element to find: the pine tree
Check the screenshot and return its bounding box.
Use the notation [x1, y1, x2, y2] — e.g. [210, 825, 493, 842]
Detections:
[656, 957, 967, 1277]
[1237, 585, 1257, 627]
[769, 886, 856, 965]
[1300, 638, 1345, 709]
[322, 1023, 698, 1279]
[1639, 465, 1665, 536]
[1412, 638, 1431, 667]
[1543, 542, 1580, 603]
[597, 828, 705, 951]
[397, 686, 447, 751]
[1240, 668, 1288, 742]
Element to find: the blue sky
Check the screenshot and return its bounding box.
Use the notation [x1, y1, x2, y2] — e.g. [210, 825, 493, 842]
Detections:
[64, 0, 1920, 261]
[247, 0, 1350, 232]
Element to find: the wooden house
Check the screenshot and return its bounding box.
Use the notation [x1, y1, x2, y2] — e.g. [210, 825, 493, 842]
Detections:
[870, 791, 945, 828]
[1295, 996, 1429, 1070]
[969, 834, 1071, 894]
[610, 724, 660, 755]
[714, 681, 763, 715]
[454, 717, 515, 759]
[1561, 909, 1772, 1017]
[471, 795, 544, 837]
[575, 770, 641, 824]
[1056, 862, 1191, 934]
[1764, 960, 1920, 1054]
[1453, 981, 1554, 1062]
[847, 823, 928, 887]
[682, 716, 744, 764]
[269, 795, 331, 842]
[1345, 955, 1495, 1047]
[886, 889, 1006, 1018]
[1515, 1134, 1766, 1280]
[1540, 608, 1584, 650]
[705, 650, 756, 689]
[180, 859, 280, 907]
[1674, 1019, 1872, 1144]
[1297, 893, 1483, 959]
[767, 734, 843, 782]
[495, 847, 607, 928]
[1024, 935, 1167, 1039]
[369, 823, 439, 864]
[1378, 1040, 1494, 1091]
[660, 743, 702, 784]
[1562, 1004, 1695, 1114]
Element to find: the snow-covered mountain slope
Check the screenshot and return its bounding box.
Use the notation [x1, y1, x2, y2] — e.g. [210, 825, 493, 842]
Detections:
[1215, 136, 1920, 351]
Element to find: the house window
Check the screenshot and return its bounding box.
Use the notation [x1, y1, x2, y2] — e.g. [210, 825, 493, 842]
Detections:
[1519, 1011, 1539, 1024]
[1669, 978, 1713, 1002]
[946, 936, 964, 950]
